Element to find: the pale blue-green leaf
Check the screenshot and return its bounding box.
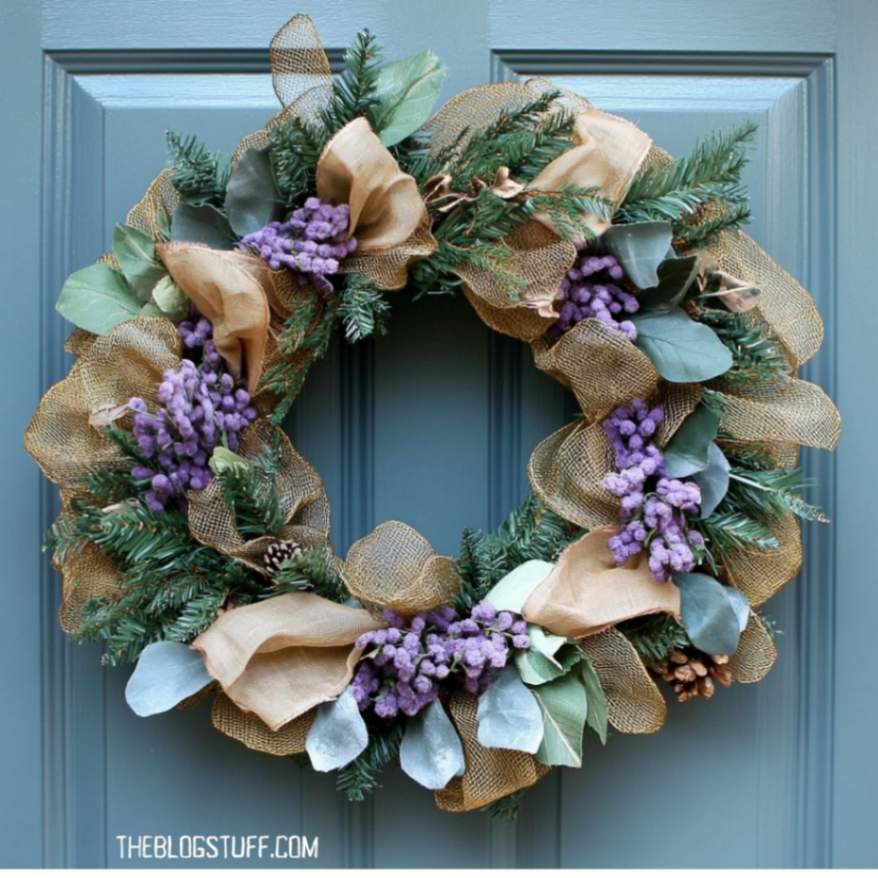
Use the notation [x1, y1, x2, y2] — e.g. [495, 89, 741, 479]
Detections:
[638, 255, 700, 310]
[151, 274, 190, 322]
[725, 586, 751, 632]
[125, 641, 213, 717]
[56, 264, 142, 335]
[224, 148, 280, 236]
[663, 403, 722, 478]
[632, 307, 733, 383]
[140, 302, 163, 317]
[483, 559, 553, 613]
[603, 221, 673, 289]
[515, 641, 582, 686]
[532, 671, 588, 767]
[305, 687, 369, 772]
[399, 700, 465, 790]
[675, 572, 742, 656]
[528, 625, 566, 661]
[693, 442, 731, 517]
[171, 203, 235, 249]
[209, 446, 250, 476]
[580, 656, 609, 745]
[477, 666, 544, 753]
[374, 49, 447, 147]
[112, 224, 165, 301]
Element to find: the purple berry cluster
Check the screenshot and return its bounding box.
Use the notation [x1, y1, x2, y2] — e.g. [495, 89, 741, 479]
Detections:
[548, 246, 640, 343]
[238, 197, 357, 295]
[350, 601, 530, 719]
[128, 317, 258, 512]
[603, 399, 705, 581]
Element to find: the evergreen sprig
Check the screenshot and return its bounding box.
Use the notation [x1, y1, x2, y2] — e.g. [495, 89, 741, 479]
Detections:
[621, 614, 690, 664]
[321, 28, 382, 134]
[338, 274, 391, 342]
[165, 131, 231, 207]
[268, 545, 350, 604]
[336, 721, 404, 802]
[617, 122, 757, 240]
[268, 115, 327, 207]
[484, 791, 523, 820]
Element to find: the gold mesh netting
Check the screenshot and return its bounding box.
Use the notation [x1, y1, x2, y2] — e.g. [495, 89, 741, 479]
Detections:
[211, 693, 314, 756]
[25, 316, 181, 490]
[342, 521, 461, 616]
[434, 692, 550, 813]
[57, 541, 123, 635]
[723, 513, 803, 608]
[269, 13, 332, 108]
[579, 626, 667, 733]
[728, 614, 778, 684]
[187, 421, 330, 571]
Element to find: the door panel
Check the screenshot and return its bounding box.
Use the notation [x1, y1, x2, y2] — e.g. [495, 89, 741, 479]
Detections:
[3, 0, 875, 868]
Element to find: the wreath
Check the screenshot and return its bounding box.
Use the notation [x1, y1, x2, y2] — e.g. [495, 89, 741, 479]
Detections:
[26, 13, 841, 816]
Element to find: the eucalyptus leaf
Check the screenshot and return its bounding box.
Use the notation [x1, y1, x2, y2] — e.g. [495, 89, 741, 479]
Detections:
[305, 687, 369, 772]
[663, 403, 722, 478]
[224, 147, 280, 236]
[56, 263, 142, 334]
[674, 572, 742, 656]
[151, 274, 190, 322]
[477, 666, 544, 753]
[139, 302, 163, 317]
[603, 221, 673, 289]
[528, 625, 566, 661]
[632, 307, 733, 382]
[580, 656, 609, 745]
[638, 256, 700, 311]
[693, 442, 731, 517]
[209, 446, 250, 476]
[531, 671, 588, 768]
[483, 559, 553, 614]
[171, 203, 235, 249]
[399, 700, 465, 790]
[515, 642, 582, 686]
[124, 641, 213, 717]
[725, 586, 751, 632]
[373, 49, 447, 147]
[113, 224, 166, 300]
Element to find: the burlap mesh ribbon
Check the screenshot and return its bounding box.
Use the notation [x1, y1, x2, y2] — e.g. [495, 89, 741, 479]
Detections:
[211, 693, 314, 757]
[187, 421, 330, 572]
[56, 538, 123, 635]
[25, 316, 181, 489]
[342, 521, 461, 615]
[727, 614, 777, 684]
[434, 692, 550, 813]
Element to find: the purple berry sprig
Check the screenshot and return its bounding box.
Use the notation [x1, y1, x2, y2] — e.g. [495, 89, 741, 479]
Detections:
[238, 197, 358, 295]
[127, 317, 258, 512]
[602, 399, 705, 581]
[350, 601, 530, 719]
[547, 244, 640, 344]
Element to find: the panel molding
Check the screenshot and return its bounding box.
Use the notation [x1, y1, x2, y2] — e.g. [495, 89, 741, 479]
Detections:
[491, 48, 837, 868]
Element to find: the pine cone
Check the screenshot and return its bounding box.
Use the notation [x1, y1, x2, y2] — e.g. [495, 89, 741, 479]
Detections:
[262, 539, 302, 576]
[651, 648, 734, 703]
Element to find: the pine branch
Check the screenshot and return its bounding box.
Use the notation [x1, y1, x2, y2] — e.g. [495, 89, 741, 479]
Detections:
[166, 131, 231, 207]
[621, 614, 690, 664]
[321, 29, 382, 134]
[484, 791, 522, 821]
[336, 721, 404, 802]
[338, 274, 391, 342]
[268, 116, 327, 207]
[268, 545, 349, 604]
[673, 201, 751, 247]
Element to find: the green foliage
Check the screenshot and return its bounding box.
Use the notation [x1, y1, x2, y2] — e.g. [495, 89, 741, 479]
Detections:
[698, 306, 789, 388]
[726, 458, 829, 525]
[321, 29, 382, 134]
[56, 264, 142, 335]
[696, 509, 780, 573]
[484, 790, 522, 821]
[268, 545, 349, 604]
[621, 614, 689, 664]
[338, 274, 391, 342]
[215, 433, 287, 538]
[673, 202, 751, 247]
[268, 115, 326, 207]
[455, 494, 580, 615]
[166, 131, 231, 207]
[336, 721, 404, 802]
[618, 122, 757, 243]
[260, 291, 338, 425]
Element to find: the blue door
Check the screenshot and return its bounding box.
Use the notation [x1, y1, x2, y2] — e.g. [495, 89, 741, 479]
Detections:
[3, 0, 875, 868]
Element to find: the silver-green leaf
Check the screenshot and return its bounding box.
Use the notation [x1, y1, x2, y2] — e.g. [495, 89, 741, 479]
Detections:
[56, 263, 142, 335]
[632, 306, 733, 383]
[373, 49, 447, 147]
[125, 641, 213, 717]
[693, 442, 731, 517]
[674, 572, 742, 656]
[151, 274, 190, 322]
[224, 148, 279, 236]
[113, 224, 166, 300]
[477, 666, 544, 754]
[399, 700, 465, 790]
[603, 221, 673, 289]
[531, 672, 588, 768]
[663, 403, 722, 478]
[305, 687, 369, 772]
[580, 656, 609, 745]
[171, 203, 235, 249]
[483, 559, 553, 613]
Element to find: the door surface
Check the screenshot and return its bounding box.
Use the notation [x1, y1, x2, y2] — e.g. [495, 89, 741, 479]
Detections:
[3, 0, 876, 868]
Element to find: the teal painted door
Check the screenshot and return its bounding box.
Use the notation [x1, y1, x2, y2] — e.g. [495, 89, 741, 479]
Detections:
[3, 0, 876, 868]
